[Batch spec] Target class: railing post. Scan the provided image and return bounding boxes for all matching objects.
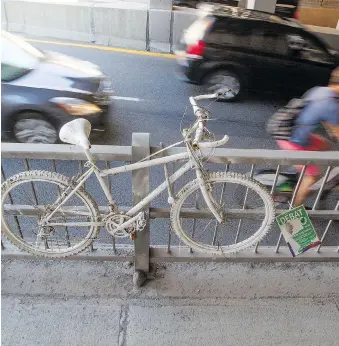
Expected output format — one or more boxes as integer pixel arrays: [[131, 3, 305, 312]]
[[132, 133, 151, 287]]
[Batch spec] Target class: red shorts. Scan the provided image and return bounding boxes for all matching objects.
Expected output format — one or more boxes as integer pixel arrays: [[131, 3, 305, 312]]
[[277, 134, 329, 176]]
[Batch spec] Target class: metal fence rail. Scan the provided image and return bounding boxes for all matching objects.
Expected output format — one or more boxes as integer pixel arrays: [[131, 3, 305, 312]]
[[1, 138, 339, 284]]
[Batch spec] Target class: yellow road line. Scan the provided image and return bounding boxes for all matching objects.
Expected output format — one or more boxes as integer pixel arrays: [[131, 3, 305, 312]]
[[26, 38, 176, 59]]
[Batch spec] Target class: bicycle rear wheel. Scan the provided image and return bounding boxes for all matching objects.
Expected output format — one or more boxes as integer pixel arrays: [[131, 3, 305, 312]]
[[1, 170, 100, 258], [170, 172, 275, 255]]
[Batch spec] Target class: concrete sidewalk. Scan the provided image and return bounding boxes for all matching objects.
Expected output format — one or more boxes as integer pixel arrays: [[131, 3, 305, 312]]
[[2, 259, 339, 346], [2, 296, 339, 346]]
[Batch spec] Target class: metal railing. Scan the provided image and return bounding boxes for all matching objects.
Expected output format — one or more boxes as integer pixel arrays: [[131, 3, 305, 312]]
[[1, 137, 339, 283]]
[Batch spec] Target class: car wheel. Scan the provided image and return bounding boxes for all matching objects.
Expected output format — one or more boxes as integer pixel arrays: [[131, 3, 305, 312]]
[[13, 113, 58, 144], [205, 70, 242, 101]]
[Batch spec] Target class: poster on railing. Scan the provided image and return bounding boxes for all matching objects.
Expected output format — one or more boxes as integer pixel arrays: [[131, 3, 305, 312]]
[[276, 205, 321, 257]]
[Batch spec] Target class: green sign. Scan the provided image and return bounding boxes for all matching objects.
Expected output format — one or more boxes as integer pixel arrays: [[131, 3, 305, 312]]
[[276, 205, 321, 257]]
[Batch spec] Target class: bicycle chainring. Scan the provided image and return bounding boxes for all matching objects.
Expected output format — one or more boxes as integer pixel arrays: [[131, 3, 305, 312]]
[[104, 213, 134, 238]]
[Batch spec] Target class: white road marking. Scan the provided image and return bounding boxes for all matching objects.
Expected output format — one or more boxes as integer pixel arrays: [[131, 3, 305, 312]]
[[111, 96, 143, 102]]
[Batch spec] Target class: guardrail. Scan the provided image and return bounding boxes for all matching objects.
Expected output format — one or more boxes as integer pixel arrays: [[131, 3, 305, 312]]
[[1, 138, 339, 286]]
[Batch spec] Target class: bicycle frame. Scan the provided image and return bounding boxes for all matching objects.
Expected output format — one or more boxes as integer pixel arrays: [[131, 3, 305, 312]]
[[44, 146, 223, 227]]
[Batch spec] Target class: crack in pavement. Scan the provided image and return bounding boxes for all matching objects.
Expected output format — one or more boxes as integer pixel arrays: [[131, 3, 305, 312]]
[[117, 304, 129, 346]]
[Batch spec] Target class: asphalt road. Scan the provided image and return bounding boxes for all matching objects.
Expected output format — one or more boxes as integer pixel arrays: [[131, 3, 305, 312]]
[[30, 40, 285, 149]]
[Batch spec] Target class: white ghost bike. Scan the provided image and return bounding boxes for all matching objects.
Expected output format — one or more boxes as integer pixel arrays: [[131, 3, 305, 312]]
[[1, 93, 275, 258]]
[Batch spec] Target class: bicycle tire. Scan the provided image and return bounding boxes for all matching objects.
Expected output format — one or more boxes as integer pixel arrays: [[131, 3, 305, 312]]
[[1, 170, 100, 258], [170, 172, 275, 255]]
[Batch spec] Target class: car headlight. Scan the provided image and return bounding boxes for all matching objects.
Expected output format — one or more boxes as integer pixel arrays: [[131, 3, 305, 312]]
[[50, 97, 102, 116]]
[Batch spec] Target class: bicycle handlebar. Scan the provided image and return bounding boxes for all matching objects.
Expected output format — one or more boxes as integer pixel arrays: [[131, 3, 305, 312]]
[[188, 91, 231, 149], [189, 93, 219, 114], [200, 135, 229, 148]]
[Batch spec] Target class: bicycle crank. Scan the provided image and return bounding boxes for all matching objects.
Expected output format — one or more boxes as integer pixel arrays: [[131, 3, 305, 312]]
[[104, 212, 147, 239]]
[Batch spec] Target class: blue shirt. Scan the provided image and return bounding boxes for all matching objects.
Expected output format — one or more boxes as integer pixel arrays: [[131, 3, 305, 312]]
[[290, 87, 339, 147]]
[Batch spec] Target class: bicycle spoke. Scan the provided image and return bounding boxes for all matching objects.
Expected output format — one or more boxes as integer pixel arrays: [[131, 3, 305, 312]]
[[212, 223, 220, 246]]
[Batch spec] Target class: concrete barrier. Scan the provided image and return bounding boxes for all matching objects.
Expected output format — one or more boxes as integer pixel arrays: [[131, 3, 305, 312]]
[[93, 3, 148, 50], [3, 0, 148, 50], [5, 1, 92, 42], [149, 9, 172, 52], [172, 10, 197, 50], [150, 0, 172, 10]]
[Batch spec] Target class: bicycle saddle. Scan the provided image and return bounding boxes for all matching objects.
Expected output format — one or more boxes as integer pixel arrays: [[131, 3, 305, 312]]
[[59, 119, 91, 149]]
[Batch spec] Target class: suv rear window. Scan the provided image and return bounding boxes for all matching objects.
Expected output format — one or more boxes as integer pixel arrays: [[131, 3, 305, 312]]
[[208, 18, 288, 56]]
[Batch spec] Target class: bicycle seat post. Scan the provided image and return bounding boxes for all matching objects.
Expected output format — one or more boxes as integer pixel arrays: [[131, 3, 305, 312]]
[[84, 148, 95, 164]]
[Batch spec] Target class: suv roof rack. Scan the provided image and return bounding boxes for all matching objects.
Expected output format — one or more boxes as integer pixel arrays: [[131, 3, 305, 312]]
[[197, 3, 302, 27]]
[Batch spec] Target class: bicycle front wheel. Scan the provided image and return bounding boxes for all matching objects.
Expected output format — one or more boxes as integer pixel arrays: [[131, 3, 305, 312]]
[[170, 172, 275, 255], [1, 170, 100, 258]]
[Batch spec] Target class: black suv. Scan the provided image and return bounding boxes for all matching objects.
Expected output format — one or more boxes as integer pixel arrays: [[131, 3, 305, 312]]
[[175, 6, 339, 101]]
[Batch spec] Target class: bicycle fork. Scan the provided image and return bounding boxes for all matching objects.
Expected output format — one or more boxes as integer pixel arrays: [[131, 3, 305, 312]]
[[195, 168, 224, 224]]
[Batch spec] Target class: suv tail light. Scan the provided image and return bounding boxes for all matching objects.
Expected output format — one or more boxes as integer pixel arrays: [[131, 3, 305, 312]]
[[186, 40, 205, 57], [183, 18, 212, 57]]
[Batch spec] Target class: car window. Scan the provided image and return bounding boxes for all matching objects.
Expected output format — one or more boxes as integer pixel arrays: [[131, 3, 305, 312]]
[[208, 18, 262, 50], [286, 33, 332, 64], [1, 32, 44, 82], [208, 19, 288, 56], [261, 23, 289, 56]]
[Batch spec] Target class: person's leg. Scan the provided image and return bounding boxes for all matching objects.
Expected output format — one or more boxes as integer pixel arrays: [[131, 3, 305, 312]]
[[293, 135, 332, 206], [294, 135, 332, 206], [276, 135, 330, 206], [294, 174, 320, 206]]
